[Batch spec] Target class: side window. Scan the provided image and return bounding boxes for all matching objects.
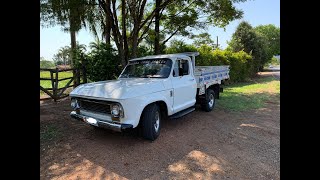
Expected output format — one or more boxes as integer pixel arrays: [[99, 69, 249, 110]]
[[173, 59, 189, 77], [180, 60, 189, 75]]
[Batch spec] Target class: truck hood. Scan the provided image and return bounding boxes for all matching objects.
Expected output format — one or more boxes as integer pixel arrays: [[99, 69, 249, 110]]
[[70, 78, 166, 100]]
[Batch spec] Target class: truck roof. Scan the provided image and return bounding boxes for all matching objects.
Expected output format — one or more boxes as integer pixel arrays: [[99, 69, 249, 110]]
[[129, 52, 199, 61]]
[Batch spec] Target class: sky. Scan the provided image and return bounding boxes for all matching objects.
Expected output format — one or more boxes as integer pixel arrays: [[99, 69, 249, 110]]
[[40, 0, 280, 60]]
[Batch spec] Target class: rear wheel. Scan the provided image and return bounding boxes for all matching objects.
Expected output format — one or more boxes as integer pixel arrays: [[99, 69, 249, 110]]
[[201, 89, 215, 112], [141, 104, 161, 140]]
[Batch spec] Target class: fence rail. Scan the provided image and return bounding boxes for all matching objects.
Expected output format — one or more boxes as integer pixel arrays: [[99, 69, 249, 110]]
[[40, 67, 87, 101]]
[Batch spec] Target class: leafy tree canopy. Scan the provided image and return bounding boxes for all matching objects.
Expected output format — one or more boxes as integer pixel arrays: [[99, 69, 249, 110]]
[[228, 21, 271, 71], [254, 24, 280, 55]]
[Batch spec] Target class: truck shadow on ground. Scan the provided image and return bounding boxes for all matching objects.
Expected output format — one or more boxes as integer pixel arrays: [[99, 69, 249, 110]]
[[40, 90, 280, 179]]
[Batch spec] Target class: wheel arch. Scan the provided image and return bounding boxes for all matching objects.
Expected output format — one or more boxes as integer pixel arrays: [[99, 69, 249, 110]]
[[207, 84, 220, 99], [137, 100, 168, 128]]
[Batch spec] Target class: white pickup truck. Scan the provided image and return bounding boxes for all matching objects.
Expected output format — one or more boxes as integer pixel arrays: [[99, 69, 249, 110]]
[[70, 52, 229, 140]]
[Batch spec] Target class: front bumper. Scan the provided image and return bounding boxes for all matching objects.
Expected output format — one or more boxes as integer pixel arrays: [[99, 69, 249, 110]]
[[70, 111, 133, 132]]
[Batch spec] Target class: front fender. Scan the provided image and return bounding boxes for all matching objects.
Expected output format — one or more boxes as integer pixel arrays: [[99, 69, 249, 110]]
[[120, 90, 173, 128]]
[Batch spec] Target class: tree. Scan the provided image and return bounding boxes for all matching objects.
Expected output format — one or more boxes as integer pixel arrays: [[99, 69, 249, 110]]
[[58, 46, 71, 65], [40, 57, 55, 68], [140, 29, 165, 53], [96, 0, 249, 62], [40, 57, 46, 61], [97, 0, 129, 65], [165, 39, 197, 54], [254, 24, 280, 56], [53, 55, 63, 65], [96, 0, 172, 63], [41, 0, 100, 66], [228, 21, 270, 73], [52, 44, 87, 66], [42, 0, 248, 67], [86, 41, 121, 81], [103, 0, 112, 45], [154, 0, 162, 54], [158, 0, 247, 49], [191, 33, 214, 47]]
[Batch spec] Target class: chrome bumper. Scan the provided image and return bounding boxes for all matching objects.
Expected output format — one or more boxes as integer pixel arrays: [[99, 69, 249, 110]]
[[70, 111, 133, 132]]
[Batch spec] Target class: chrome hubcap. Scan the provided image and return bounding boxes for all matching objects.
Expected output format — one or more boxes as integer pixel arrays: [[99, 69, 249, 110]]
[[208, 94, 214, 107], [154, 111, 160, 132]]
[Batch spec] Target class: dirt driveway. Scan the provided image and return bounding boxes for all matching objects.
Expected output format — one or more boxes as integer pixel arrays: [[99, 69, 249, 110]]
[[40, 75, 280, 180]]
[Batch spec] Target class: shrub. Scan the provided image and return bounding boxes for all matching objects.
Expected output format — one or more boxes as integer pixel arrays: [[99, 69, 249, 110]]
[[40, 60, 55, 69], [137, 45, 153, 57], [228, 21, 271, 73], [165, 39, 197, 54], [196, 45, 215, 65], [270, 56, 280, 65], [196, 48, 253, 82], [226, 50, 253, 82], [85, 42, 122, 81], [164, 40, 254, 82]]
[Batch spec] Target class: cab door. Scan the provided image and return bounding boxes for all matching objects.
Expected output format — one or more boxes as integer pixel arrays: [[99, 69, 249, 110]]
[[171, 58, 197, 113]]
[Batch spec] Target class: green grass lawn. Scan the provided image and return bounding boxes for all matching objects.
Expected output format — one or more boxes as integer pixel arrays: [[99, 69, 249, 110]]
[[217, 76, 280, 111], [40, 71, 74, 89], [40, 71, 86, 95]]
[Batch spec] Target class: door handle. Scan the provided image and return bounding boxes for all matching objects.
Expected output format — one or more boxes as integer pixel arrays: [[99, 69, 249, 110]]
[[189, 78, 194, 81]]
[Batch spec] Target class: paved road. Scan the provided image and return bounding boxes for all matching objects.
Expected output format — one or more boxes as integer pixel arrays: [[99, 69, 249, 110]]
[[265, 65, 280, 72], [260, 71, 280, 80]]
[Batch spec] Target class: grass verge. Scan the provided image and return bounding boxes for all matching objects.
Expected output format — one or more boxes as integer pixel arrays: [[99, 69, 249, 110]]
[[218, 76, 280, 111]]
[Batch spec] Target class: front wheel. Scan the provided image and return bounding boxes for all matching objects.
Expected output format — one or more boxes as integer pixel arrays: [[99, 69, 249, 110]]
[[201, 89, 216, 112], [141, 104, 161, 140]]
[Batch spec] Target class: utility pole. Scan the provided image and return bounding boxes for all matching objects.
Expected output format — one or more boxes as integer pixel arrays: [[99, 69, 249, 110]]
[[213, 36, 219, 49], [216, 36, 219, 49]]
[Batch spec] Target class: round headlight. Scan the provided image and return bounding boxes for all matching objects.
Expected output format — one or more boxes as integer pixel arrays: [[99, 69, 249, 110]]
[[71, 99, 78, 109], [111, 105, 120, 116]]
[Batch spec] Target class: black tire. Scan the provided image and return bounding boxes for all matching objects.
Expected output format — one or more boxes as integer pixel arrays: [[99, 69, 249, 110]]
[[141, 103, 161, 140], [201, 89, 215, 112]]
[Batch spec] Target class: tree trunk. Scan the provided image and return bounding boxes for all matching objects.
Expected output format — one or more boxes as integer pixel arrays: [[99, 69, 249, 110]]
[[122, 0, 128, 63], [105, 0, 111, 45], [131, 28, 138, 58], [70, 30, 77, 87], [129, 0, 147, 59], [118, 45, 125, 67], [154, 0, 161, 55], [70, 30, 77, 67], [98, 0, 125, 66]]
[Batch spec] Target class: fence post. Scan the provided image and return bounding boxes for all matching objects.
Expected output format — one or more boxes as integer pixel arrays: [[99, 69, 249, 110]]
[[54, 68, 59, 102], [50, 70, 54, 96]]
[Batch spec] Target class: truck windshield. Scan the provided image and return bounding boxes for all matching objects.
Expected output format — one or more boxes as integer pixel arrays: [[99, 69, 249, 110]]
[[119, 59, 172, 78]]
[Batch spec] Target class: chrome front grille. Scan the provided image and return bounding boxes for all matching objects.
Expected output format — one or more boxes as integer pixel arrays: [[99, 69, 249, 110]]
[[77, 98, 111, 115]]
